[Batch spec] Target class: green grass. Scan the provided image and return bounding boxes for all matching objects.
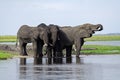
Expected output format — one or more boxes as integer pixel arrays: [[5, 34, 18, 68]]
[[85, 35, 120, 41], [81, 45, 120, 54], [0, 51, 13, 60], [0, 35, 16, 42], [0, 35, 120, 42]]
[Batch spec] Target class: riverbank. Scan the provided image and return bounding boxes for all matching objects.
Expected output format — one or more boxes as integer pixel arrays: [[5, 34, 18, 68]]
[[0, 51, 14, 60], [0, 44, 120, 60], [0, 35, 120, 42]]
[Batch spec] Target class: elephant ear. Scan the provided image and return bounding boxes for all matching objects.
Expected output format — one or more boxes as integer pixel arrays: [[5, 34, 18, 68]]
[[31, 28, 39, 39], [57, 30, 60, 40], [38, 31, 44, 39]]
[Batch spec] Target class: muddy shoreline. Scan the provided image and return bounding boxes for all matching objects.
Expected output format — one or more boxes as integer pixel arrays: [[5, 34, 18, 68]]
[[0, 44, 33, 55], [0, 44, 97, 57]]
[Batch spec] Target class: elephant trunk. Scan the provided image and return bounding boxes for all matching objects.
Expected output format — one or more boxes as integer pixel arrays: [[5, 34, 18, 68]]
[[52, 32, 58, 46], [43, 32, 49, 47], [96, 24, 103, 31]]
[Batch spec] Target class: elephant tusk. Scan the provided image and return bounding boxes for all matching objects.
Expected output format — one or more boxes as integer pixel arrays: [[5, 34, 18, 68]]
[[43, 43, 48, 47], [73, 45, 77, 51], [49, 43, 53, 47]]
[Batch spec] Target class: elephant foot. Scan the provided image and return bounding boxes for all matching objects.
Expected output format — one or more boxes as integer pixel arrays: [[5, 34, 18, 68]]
[[54, 52, 63, 58], [20, 53, 28, 56], [34, 53, 43, 58], [76, 55, 79, 57], [66, 54, 72, 58], [39, 53, 43, 57], [24, 53, 28, 56], [76, 52, 80, 57]]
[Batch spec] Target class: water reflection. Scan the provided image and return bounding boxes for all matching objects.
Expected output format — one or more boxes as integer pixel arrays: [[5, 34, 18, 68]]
[[66, 57, 72, 63], [20, 58, 26, 65], [34, 57, 42, 65], [19, 57, 82, 65], [19, 57, 83, 80], [1, 55, 120, 80], [19, 55, 120, 80]]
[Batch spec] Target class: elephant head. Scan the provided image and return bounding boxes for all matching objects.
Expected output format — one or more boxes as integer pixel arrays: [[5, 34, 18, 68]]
[[79, 23, 103, 33], [78, 29, 93, 38], [37, 23, 50, 46], [48, 24, 60, 46]]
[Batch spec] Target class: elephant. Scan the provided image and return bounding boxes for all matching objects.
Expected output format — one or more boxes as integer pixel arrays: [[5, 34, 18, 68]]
[[16, 23, 50, 57], [45, 24, 60, 58], [54, 23, 103, 57]]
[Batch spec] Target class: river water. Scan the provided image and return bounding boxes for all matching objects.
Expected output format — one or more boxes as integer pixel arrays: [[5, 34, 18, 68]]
[[0, 41, 120, 80], [0, 55, 120, 80], [85, 41, 120, 46]]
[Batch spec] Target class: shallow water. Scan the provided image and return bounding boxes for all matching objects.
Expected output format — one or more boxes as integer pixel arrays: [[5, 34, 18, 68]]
[[85, 41, 120, 46], [0, 55, 120, 80]]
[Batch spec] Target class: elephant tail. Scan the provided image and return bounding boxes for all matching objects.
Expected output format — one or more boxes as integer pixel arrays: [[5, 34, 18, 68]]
[[15, 36, 18, 48]]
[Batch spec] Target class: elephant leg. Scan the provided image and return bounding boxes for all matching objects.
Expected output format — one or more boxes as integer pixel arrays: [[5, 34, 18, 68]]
[[33, 41, 38, 57], [81, 38, 85, 47], [19, 43, 24, 55], [75, 38, 84, 57], [47, 46, 52, 58], [66, 46, 72, 57], [23, 43, 28, 55], [53, 46, 63, 58], [75, 44, 81, 57], [19, 39, 25, 56], [37, 41, 44, 57], [53, 48, 56, 57], [54, 40, 63, 58]]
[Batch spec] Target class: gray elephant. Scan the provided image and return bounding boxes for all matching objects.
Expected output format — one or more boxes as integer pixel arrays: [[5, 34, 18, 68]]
[[45, 24, 60, 58], [55, 23, 103, 57], [16, 23, 50, 57]]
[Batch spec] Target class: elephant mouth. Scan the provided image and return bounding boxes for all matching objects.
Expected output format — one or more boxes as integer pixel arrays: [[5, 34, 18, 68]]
[[92, 31, 95, 34], [89, 34, 92, 37]]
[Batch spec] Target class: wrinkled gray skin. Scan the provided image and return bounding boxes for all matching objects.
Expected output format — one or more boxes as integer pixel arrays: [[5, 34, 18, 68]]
[[58, 23, 103, 57], [16, 23, 50, 57], [46, 24, 60, 58], [48, 24, 60, 46]]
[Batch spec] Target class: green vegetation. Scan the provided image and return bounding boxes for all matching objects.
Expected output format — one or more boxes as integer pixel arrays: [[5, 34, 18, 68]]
[[0, 35, 120, 42], [0, 35, 120, 59], [85, 35, 120, 41], [0, 45, 120, 60], [81, 45, 120, 54], [0, 35, 16, 42], [0, 51, 14, 60]]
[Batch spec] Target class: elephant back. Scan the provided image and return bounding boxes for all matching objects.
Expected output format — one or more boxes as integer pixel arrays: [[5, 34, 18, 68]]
[[17, 25, 33, 38], [37, 23, 50, 33]]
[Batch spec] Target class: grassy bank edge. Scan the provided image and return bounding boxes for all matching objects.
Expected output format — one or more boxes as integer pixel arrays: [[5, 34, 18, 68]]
[[0, 45, 120, 60], [0, 50, 17, 60], [81, 45, 120, 55]]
